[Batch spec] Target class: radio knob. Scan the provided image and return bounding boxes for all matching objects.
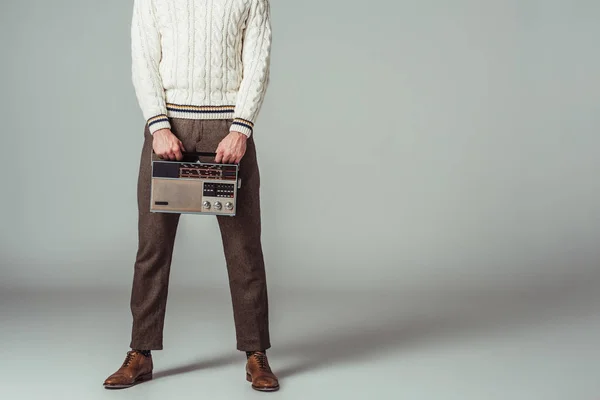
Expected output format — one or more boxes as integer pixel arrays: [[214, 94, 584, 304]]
[[225, 202, 234, 210], [203, 201, 211, 209], [214, 201, 222, 210]]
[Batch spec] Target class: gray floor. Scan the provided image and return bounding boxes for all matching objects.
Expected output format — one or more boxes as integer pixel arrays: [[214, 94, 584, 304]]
[[1, 280, 600, 400]]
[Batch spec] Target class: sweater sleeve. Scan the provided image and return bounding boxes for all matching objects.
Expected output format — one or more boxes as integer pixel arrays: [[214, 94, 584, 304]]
[[131, 0, 170, 134], [230, 0, 272, 137]]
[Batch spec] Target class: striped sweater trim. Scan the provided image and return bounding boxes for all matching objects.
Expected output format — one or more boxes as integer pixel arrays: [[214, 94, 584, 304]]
[[166, 103, 236, 119], [166, 103, 236, 113], [231, 118, 254, 131], [160, 104, 256, 134], [148, 114, 170, 127]]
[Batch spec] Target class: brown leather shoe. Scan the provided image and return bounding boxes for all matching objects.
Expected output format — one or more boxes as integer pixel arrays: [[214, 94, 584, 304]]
[[103, 350, 153, 389], [245, 351, 280, 392]]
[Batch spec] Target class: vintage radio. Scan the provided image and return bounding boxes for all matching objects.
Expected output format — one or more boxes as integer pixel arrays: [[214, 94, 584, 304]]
[[150, 152, 240, 216]]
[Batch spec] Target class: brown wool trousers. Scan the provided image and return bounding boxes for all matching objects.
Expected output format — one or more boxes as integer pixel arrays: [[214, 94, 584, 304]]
[[129, 118, 270, 352]]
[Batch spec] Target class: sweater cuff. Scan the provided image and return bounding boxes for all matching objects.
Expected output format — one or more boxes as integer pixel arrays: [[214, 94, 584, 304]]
[[147, 115, 171, 135], [229, 118, 254, 137]]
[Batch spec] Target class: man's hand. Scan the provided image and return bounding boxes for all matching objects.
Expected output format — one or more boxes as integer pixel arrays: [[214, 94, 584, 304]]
[[215, 131, 247, 164], [153, 128, 185, 160]]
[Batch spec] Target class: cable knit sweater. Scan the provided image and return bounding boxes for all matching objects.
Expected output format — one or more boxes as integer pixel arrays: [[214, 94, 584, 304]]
[[131, 0, 271, 137]]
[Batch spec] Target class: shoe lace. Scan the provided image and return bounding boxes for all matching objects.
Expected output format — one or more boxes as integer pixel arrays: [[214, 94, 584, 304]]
[[253, 352, 268, 370], [122, 351, 137, 367]]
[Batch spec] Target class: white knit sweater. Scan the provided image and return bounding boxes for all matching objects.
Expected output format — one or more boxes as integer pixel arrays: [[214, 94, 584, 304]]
[[131, 0, 271, 137]]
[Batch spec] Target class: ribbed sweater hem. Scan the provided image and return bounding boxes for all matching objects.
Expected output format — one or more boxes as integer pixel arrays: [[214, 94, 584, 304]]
[[166, 103, 236, 120], [147, 115, 171, 134], [164, 103, 255, 137]]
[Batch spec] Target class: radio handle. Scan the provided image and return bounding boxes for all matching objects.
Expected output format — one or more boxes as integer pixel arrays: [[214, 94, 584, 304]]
[[181, 151, 217, 158]]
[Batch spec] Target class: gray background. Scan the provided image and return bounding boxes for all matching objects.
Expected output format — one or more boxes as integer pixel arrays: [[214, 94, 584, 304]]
[[1, 0, 600, 399]]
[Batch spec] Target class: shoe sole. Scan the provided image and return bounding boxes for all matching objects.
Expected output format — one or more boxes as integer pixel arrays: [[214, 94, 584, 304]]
[[103, 372, 153, 389], [246, 373, 280, 392]]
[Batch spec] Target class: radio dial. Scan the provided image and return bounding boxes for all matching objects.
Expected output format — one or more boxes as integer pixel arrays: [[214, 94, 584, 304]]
[[203, 201, 211, 209], [214, 201, 222, 210], [225, 202, 234, 210]]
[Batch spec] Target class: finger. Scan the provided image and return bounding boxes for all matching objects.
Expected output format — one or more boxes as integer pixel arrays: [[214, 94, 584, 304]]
[[228, 151, 237, 164], [173, 147, 183, 160], [172, 144, 182, 156], [214, 150, 223, 163], [234, 152, 242, 164], [178, 140, 186, 152]]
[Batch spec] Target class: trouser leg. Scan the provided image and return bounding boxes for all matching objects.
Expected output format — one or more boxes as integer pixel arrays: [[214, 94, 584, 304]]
[[129, 120, 198, 350], [201, 120, 271, 351]]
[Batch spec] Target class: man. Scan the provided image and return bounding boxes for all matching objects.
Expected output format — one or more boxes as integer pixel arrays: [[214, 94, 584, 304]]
[[103, 0, 278, 392]]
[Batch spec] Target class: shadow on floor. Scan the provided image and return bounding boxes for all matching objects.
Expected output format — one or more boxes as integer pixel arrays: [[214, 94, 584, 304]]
[[146, 267, 600, 381], [274, 270, 600, 379], [153, 353, 240, 380]]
